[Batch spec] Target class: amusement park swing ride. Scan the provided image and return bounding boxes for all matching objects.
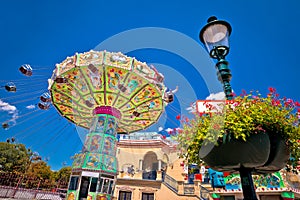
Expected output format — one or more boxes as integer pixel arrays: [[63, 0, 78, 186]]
[[1, 50, 178, 200]]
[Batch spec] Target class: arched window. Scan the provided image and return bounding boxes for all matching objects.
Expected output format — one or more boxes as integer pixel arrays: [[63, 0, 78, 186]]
[[142, 152, 158, 180]]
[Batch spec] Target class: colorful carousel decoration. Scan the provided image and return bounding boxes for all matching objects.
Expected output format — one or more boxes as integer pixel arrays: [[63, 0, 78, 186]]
[[48, 50, 171, 200]]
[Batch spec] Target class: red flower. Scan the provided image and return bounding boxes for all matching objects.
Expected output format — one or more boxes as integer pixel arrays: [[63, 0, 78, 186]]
[[176, 115, 181, 120], [295, 101, 300, 107], [268, 87, 276, 93], [227, 100, 234, 104], [283, 97, 287, 101], [271, 99, 280, 106]]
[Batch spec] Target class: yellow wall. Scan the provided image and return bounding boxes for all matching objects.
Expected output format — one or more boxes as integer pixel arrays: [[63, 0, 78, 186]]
[[114, 137, 201, 200]]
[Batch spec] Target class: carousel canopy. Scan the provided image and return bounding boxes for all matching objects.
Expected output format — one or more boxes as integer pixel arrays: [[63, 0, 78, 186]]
[[49, 50, 167, 133]]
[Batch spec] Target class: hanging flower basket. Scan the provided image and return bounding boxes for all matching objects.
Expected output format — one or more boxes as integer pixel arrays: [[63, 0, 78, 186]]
[[176, 88, 300, 173], [199, 132, 289, 173], [255, 134, 290, 173], [199, 132, 270, 172]]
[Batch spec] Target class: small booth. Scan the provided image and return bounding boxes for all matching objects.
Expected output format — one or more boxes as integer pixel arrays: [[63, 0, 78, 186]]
[[67, 170, 115, 200]]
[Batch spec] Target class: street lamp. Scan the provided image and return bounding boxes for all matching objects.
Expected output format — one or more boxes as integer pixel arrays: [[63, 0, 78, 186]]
[[199, 16, 233, 100], [199, 16, 258, 200]]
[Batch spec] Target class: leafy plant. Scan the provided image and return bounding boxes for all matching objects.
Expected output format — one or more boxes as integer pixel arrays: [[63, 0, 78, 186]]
[[0, 142, 31, 173], [176, 88, 300, 171]]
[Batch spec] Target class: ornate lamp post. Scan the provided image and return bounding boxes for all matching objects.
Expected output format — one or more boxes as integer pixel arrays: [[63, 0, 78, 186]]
[[199, 16, 233, 100], [199, 16, 258, 200]]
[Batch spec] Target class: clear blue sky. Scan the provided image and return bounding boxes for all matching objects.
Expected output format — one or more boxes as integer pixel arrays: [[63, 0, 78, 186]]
[[0, 0, 299, 170]]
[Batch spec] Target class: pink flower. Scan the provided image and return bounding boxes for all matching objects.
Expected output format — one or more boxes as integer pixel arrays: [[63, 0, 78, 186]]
[[177, 129, 183, 134], [241, 89, 247, 96], [256, 125, 266, 132], [230, 92, 236, 97], [213, 124, 220, 130], [286, 98, 294, 104], [285, 98, 294, 107]]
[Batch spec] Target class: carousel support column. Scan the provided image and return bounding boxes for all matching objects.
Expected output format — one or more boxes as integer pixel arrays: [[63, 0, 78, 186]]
[[86, 106, 121, 199], [239, 167, 258, 200]]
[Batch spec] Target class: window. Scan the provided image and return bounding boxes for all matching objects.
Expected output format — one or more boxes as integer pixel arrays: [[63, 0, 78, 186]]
[[142, 193, 154, 200], [90, 177, 98, 192], [68, 176, 79, 190], [118, 191, 132, 200], [101, 179, 110, 193], [108, 180, 114, 194], [97, 175, 115, 195]]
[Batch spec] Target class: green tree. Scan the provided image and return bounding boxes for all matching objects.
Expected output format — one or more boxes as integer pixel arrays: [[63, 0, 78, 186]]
[[55, 166, 71, 182], [0, 142, 31, 173], [27, 160, 53, 179]]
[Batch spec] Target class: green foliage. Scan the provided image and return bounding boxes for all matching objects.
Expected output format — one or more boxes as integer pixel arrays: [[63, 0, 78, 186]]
[[27, 161, 53, 179], [176, 88, 300, 171], [0, 140, 71, 181], [0, 140, 71, 189], [54, 166, 72, 182], [0, 142, 31, 173]]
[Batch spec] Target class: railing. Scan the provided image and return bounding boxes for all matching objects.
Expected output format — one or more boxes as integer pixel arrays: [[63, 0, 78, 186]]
[[120, 133, 162, 140], [163, 174, 178, 192], [163, 174, 213, 199], [0, 172, 68, 190], [0, 185, 66, 200], [142, 171, 157, 180], [0, 171, 68, 199], [119, 133, 174, 145], [200, 185, 210, 200], [183, 183, 195, 195]]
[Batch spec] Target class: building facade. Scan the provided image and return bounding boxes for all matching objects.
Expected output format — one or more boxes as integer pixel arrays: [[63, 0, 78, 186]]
[[114, 132, 300, 200]]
